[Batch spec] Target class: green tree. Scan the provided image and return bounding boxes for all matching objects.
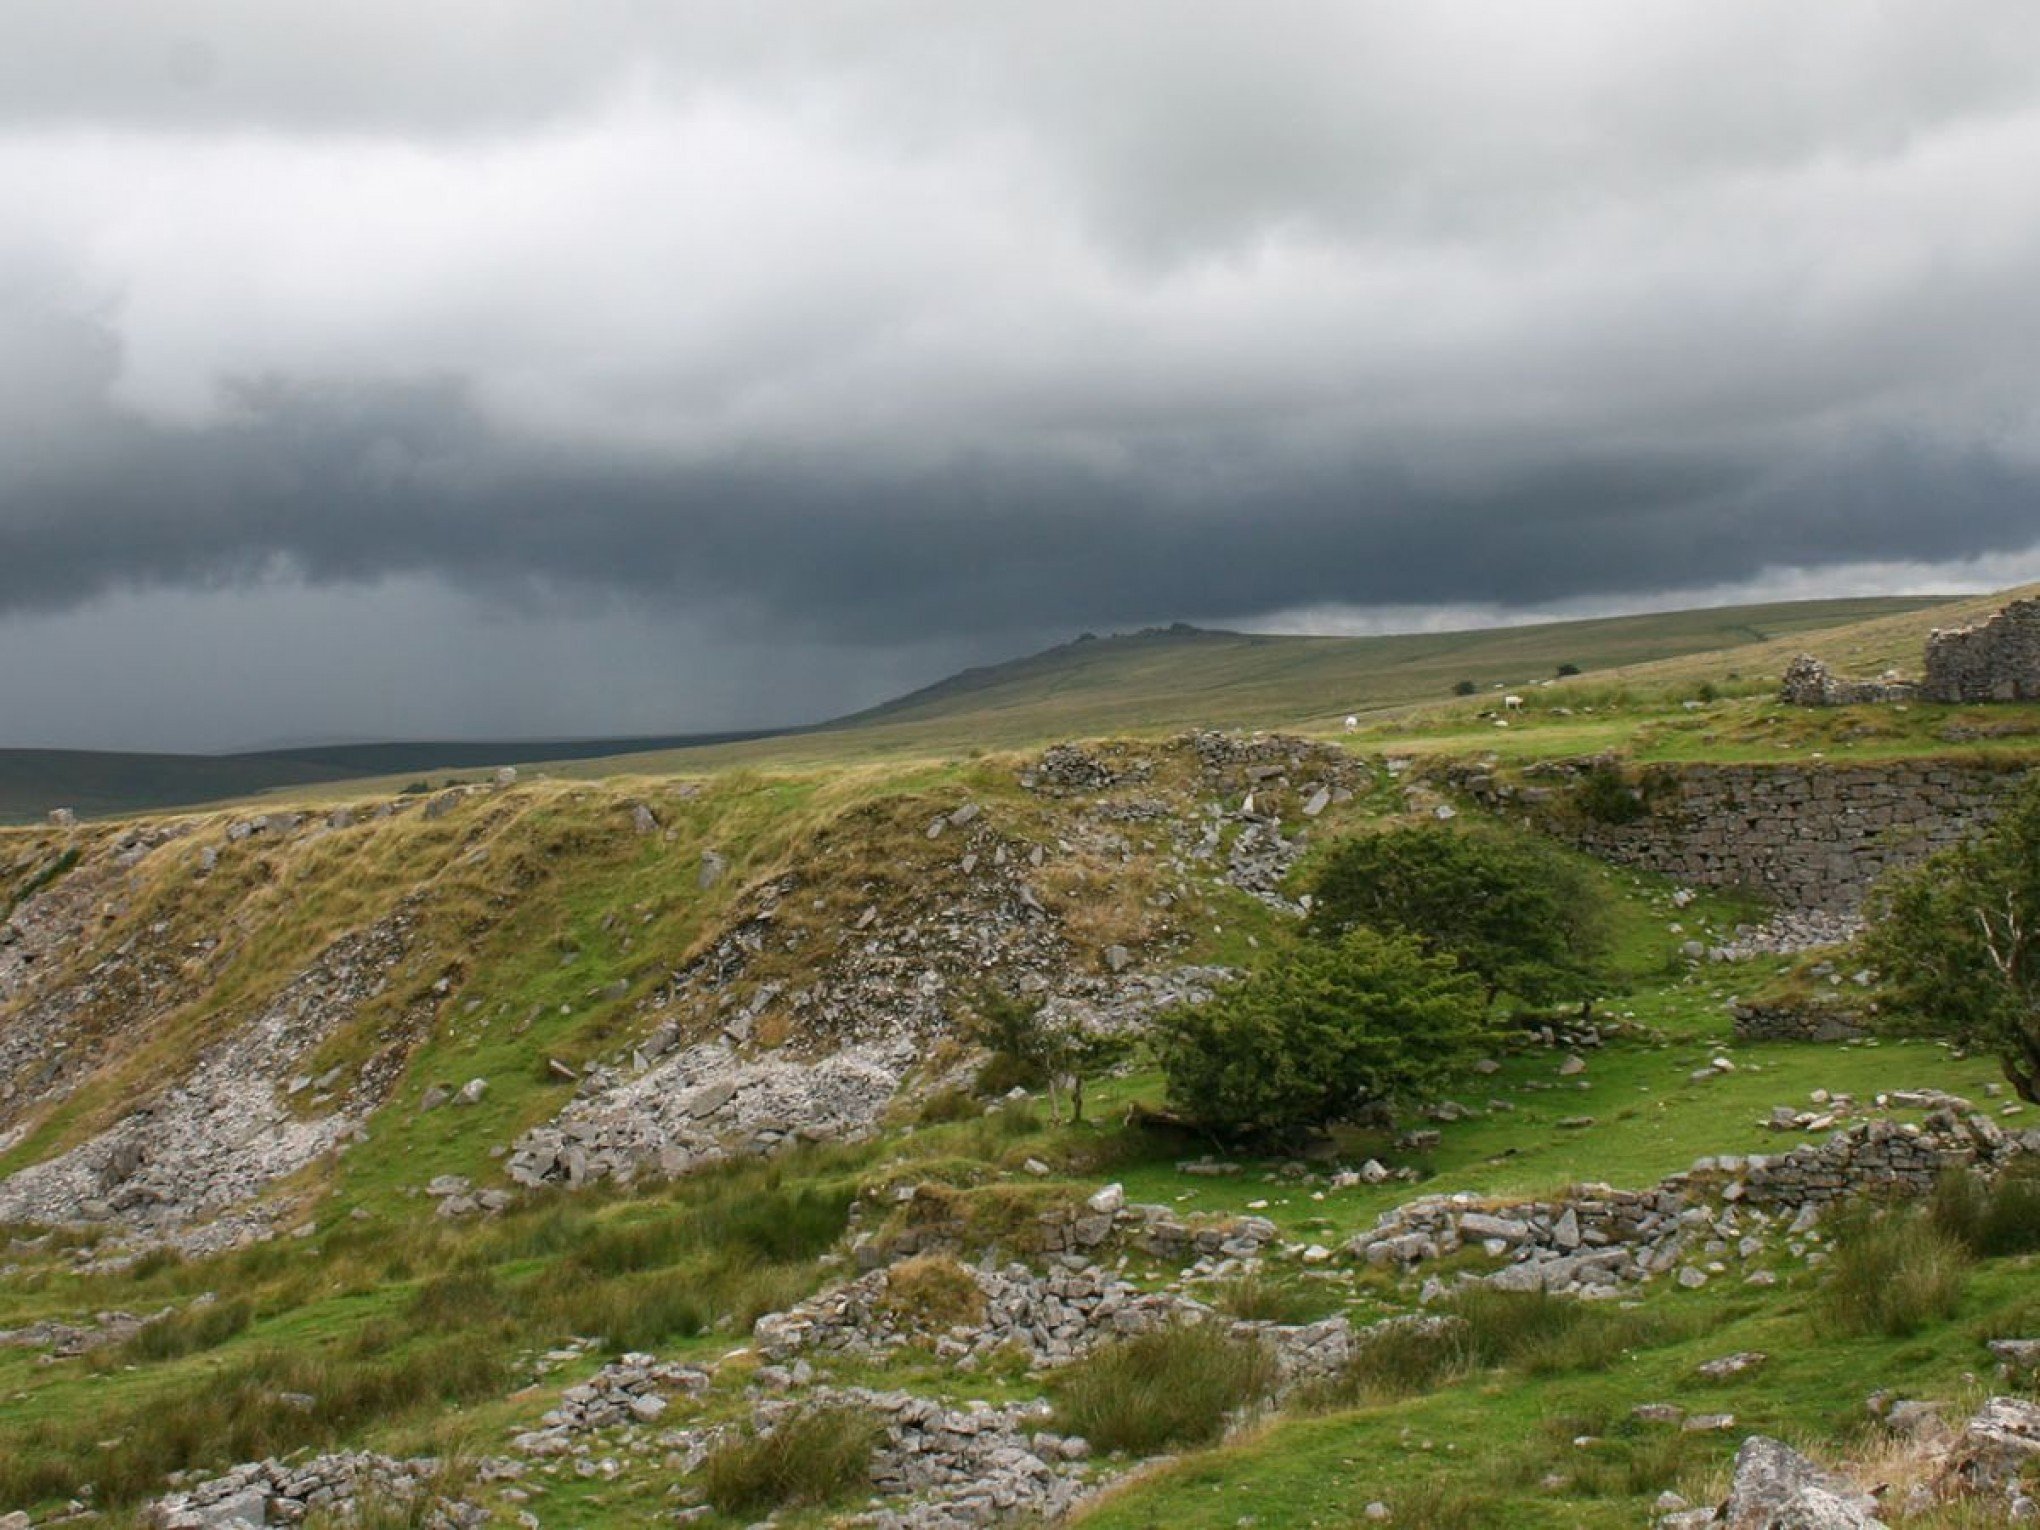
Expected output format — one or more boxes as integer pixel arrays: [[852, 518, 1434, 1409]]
[[1150, 928, 1489, 1142], [1304, 824, 1609, 1008], [964, 986, 1128, 1123], [1863, 780, 2040, 1103]]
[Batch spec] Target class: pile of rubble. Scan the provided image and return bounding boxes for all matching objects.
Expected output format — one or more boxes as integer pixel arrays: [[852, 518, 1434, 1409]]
[[0, 908, 425, 1240], [757, 1258, 1206, 1368], [763, 1387, 1098, 1529], [1707, 909, 1864, 962], [1, 827, 199, 1125], [509, 1353, 709, 1456], [1020, 743, 1152, 795], [874, 1183, 1277, 1271], [145, 1452, 495, 1530], [755, 1248, 1354, 1388], [505, 1037, 908, 1189]]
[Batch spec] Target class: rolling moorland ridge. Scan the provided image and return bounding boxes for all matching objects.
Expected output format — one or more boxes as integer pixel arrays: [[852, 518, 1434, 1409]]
[[2, 588, 2040, 1528], [0, 595, 1947, 825]]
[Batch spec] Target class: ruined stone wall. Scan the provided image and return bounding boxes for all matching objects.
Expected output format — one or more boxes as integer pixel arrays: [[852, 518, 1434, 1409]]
[[1779, 654, 1918, 707], [1345, 1111, 2033, 1294], [1924, 598, 2040, 702], [1730, 1001, 1869, 1044], [1457, 759, 2027, 912]]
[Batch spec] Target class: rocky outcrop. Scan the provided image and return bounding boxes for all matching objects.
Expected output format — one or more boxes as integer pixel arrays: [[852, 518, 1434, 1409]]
[[507, 1039, 908, 1187], [0, 908, 425, 1247], [0, 825, 198, 1127], [1936, 1395, 2040, 1498], [1661, 1398, 2040, 1527], [1662, 1434, 1886, 1528]]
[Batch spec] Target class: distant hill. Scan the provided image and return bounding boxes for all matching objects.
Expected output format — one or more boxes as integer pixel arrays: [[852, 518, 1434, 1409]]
[[834, 598, 1952, 736], [536, 593, 1962, 781], [0, 730, 776, 825], [0, 593, 1968, 822]]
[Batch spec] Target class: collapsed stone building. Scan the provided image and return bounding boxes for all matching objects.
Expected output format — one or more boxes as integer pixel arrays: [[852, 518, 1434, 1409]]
[[1922, 597, 2040, 702], [1781, 596, 2040, 706], [1777, 654, 1916, 707]]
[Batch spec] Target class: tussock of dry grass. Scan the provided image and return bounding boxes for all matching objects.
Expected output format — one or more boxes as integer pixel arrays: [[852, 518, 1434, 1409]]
[[700, 1406, 880, 1516], [1052, 1324, 1277, 1454]]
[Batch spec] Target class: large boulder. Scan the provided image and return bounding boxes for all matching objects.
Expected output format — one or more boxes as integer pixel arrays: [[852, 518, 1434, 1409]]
[[1937, 1395, 2040, 1495], [1714, 1436, 1885, 1528]]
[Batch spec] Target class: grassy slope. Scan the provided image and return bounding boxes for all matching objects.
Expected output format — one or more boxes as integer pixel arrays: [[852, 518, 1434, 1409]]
[[547, 595, 1952, 779]]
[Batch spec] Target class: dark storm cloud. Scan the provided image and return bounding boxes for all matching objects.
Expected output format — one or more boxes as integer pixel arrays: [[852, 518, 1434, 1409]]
[[6, 371, 2037, 647], [3, 2, 2040, 747]]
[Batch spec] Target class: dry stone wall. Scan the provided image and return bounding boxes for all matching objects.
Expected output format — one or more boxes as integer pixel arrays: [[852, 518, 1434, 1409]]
[[1730, 1000, 1868, 1043], [1925, 598, 2040, 702], [1346, 1109, 2033, 1294], [1459, 759, 2026, 912]]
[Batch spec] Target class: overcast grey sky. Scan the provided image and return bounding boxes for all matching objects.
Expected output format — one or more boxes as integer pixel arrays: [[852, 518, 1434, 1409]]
[[4, 2, 2039, 750]]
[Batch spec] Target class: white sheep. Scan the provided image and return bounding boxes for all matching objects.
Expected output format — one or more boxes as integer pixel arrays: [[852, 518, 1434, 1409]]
[[1343, 714, 1359, 731], [1503, 694, 1524, 711]]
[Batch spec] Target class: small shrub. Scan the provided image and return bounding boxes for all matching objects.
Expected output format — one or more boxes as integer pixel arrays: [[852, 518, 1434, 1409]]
[[914, 1087, 982, 1126], [877, 1255, 987, 1332], [1453, 679, 1478, 696], [988, 1094, 1041, 1137], [407, 1269, 506, 1329], [1151, 927, 1489, 1141], [1303, 1315, 1471, 1406], [1306, 1293, 1708, 1409], [1382, 1478, 1503, 1528], [119, 1296, 254, 1362], [1051, 1324, 1275, 1453], [959, 1097, 1042, 1158], [1556, 663, 1581, 677], [125, 1246, 185, 1283], [975, 1051, 1045, 1096], [700, 1406, 879, 1516], [1928, 1166, 2040, 1258], [683, 1183, 853, 1265], [1817, 1209, 1970, 1338], [1211, 1273, 1341, 1326], [1304, 824, 1612, 1010], [1574, 764, 1649, 825], [530, 1265, 711, 1351]]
